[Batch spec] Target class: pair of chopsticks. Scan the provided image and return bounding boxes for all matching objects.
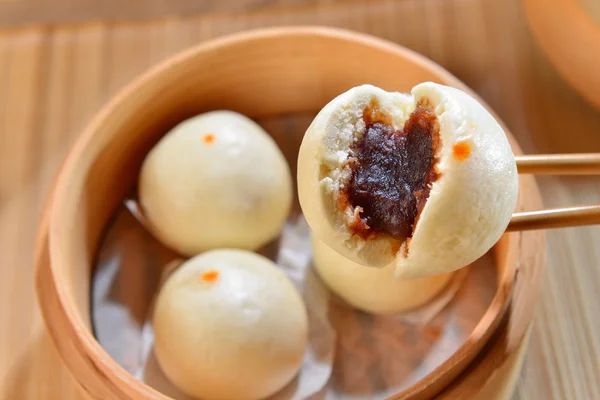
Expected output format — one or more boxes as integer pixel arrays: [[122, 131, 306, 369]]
[[507, 154, 600, 232]]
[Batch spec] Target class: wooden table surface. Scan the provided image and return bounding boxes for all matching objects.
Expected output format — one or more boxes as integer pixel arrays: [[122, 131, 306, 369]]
[[1, 0, 599, 398]]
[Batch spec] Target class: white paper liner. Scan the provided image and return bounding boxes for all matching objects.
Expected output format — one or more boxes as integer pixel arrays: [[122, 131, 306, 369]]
[[93, 208, 492, 400]]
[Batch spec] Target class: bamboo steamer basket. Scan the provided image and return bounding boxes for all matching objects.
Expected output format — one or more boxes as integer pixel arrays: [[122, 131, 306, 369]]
[[35, 27, 545, 399]]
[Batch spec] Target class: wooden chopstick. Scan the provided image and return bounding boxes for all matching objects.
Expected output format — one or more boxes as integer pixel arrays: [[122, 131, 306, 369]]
[[516, 153, 600, 175], [508, 205, 600, 232], [508, 153, 600, 231]]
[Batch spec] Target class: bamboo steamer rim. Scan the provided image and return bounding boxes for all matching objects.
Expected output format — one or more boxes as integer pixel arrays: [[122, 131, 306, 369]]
[[35, 26, 544, 399]]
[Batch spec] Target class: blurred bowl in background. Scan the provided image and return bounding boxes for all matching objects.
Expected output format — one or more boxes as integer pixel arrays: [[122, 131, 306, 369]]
[[523, 0, 600, 109]]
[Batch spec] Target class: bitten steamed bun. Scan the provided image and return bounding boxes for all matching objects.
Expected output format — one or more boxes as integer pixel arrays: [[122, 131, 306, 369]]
[[298, 82, 518, 278], [140, 111, 292, 256], [153, 249, 308, 400], [312, 237, 453, 314]]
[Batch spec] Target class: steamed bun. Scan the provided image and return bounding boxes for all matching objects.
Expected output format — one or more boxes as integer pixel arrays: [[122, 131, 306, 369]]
[[140, 111, 292, 256], [298, 83, 517, 278], [312, 237, 453, 314], [153, 249, 308, 400]]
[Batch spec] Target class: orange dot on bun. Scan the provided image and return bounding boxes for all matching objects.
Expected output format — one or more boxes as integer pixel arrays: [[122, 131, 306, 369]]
[[452, 141, 471, 161], [200, 270, 219, 283], [203, 133, 215, 144]]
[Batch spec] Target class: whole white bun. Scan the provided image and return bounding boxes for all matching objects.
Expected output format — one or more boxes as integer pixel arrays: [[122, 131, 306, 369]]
[[298, 82, 518, 278], [153, 249, 308, 400], [312, 237, 453, 314], [139, 111, 292, 256]]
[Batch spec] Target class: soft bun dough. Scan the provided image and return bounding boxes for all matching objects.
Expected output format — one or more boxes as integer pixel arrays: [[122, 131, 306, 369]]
[[139, 111, 292, 256], [312, 237, 453, 314], [398, 83, 517, 277], [298, 85, 415, 268], [298, 82, 518, 278], [153, 249, 308, 400]]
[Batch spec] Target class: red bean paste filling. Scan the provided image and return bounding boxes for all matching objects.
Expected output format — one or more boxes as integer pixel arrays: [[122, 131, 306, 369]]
[[346, 101, 440, 240]]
